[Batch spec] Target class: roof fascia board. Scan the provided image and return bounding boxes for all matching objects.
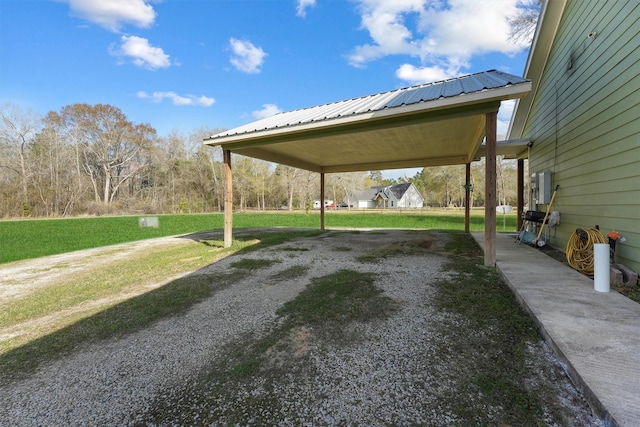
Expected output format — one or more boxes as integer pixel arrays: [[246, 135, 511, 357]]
[[208, 83, 530, 149], [508, 0, 567, 139]]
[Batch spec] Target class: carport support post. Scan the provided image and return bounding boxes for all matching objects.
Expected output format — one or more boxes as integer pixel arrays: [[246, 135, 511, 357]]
[[484, 112, 497, 267], [517, 159, 524, 230], [465, 163, 471, 233], [223, 149, 233, 248], [320, 172, 325, 230]]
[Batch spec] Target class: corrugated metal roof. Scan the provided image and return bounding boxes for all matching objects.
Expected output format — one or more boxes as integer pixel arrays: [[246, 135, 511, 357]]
[[208, 70, 529, 140]]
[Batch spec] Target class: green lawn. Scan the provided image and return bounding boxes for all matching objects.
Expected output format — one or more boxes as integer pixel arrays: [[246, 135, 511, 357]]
[[0, 211, 517, 264]]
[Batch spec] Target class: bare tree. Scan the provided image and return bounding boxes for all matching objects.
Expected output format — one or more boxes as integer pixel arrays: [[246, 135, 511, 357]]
[[297, 170, 318, 210], [48, 104, 156, 205], [508, 0, 542, 45], [29, 127, 79, 216], [415, 165, 470, 208], [0, 104, 40, 214], [191, 127, 226, 211], [327, 172, 367, 208], [275, 164, 303, 210], [496, 156, 518, 206], [1, 103, 525, 217]]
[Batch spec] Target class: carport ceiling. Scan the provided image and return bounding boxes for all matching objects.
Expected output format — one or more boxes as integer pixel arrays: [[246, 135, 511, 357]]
[[205, 70, 531, 173]]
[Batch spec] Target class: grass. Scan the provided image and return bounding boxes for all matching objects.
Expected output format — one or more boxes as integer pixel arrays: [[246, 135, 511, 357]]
[[229, 269, 396, 379], [1, 242, 218, 329], [0, 274, 217, 383], [429, 232, 571, 425], [268, 265, 309, 282], [224, 269, 396, 379], [276, 269, 397, 327], [355, 235, 434, 263], [0, 211, 517, 264], [614, 284, 640, 302], [144, 268, 398, 424], [0, 229, 320, 384]]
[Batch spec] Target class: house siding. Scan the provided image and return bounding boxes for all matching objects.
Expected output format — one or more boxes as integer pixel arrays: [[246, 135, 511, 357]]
[[523, 0, 640, 271], [398, 185, 424, 208], [349, 183, 424, 209]]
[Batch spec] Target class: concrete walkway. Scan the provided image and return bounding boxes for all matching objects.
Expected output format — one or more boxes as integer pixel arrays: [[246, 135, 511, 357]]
[[472, 232, 640, 427]]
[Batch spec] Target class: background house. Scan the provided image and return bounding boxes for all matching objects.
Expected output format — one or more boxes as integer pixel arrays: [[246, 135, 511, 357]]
[[508, 0, 639, 274], [348, 183, 424, 209]]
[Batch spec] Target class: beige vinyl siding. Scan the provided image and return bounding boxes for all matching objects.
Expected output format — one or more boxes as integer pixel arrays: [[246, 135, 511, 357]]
[[523, 0, 640, 272]]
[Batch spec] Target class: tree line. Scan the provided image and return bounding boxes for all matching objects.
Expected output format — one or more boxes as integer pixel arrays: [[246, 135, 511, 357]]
[[0, 103, 519, 218]]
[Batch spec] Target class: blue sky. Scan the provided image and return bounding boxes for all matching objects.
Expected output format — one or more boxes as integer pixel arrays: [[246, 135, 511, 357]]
[[1, 0, 535, 178]]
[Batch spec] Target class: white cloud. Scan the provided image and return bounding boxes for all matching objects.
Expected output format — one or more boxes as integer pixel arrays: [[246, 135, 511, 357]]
[[348, 0, 530, 82], [395, 63, 456, 84], [113, 35, 170, 70], [252, 104, 283, 119], [137, 91, 215, 107], [296, 0, 317, 17], [65, 0, 157, 32], [229, 38, 267, 74], [420, 0, 524, 58], [347, 0, 423, 67]]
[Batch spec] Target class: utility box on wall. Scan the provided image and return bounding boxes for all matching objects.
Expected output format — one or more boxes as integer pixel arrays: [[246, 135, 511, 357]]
[[531, 171, 552, 205], [537, 171, 552, 204]]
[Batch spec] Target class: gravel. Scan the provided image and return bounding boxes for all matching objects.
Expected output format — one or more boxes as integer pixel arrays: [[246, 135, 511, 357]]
[[0, 229, 602, 426]]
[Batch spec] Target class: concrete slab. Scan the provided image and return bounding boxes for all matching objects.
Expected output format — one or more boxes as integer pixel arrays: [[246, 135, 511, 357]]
[[473, 232, 640, 427]]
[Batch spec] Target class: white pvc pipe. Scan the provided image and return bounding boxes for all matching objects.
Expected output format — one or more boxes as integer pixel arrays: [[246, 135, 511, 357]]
[[593, 243, 610, 293]]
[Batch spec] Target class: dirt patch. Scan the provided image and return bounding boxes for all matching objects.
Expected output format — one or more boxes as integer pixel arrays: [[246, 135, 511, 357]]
[[263, 326, 312, 370], [0, 237, 192, 301], [0, 237, 200, 348]]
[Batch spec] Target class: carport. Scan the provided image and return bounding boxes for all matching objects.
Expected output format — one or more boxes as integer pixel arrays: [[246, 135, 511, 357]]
[[204, 70, 531, 266]]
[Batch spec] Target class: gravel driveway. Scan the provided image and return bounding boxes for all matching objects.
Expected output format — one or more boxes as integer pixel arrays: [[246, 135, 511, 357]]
[[0, 229, 601, 426]]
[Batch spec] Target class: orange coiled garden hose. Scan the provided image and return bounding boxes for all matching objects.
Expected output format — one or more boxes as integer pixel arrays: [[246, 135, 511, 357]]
[[565, 228, 607, 277]]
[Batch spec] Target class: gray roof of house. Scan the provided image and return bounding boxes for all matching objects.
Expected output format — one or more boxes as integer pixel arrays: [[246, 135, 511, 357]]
[[209, 70, 530, 140], [350, 188, 378, 201], [387, 183, 412, 199], [352, 183, 414, 201]]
